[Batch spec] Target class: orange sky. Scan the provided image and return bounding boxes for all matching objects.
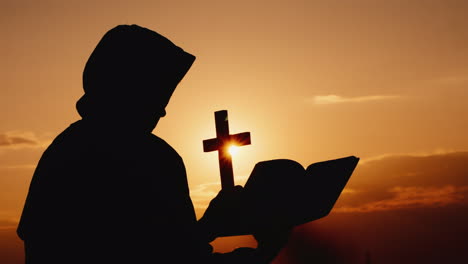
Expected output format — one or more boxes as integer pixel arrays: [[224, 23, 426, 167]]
[[1, 0, 468, 263]]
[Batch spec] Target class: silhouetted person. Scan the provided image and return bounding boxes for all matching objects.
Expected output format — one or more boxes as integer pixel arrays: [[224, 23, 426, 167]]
[[17, 25, 290, 264]]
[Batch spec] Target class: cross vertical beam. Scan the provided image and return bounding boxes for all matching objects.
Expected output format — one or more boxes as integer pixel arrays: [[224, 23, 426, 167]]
[[214, 110, 234, 189], [203, 110, 251, 189]]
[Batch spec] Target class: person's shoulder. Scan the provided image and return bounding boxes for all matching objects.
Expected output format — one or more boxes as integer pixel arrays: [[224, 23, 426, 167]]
[[145, 133, 182, 160], [146, 133, 172, 149], [41, 120, 82, 149]]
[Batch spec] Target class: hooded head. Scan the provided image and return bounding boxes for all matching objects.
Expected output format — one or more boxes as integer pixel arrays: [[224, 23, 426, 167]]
[[76, 24, 195, 132]]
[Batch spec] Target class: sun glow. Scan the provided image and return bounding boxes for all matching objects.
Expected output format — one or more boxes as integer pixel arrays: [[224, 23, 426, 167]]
[[228, 145, 239, 156]]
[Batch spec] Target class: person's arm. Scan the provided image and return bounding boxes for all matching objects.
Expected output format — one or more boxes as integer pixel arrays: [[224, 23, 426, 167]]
[[164, 147, 289, 263], [198, 186, 292, 263]]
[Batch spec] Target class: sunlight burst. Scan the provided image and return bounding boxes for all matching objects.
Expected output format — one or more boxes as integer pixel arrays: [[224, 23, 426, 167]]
[[228, 145, 239, 156]]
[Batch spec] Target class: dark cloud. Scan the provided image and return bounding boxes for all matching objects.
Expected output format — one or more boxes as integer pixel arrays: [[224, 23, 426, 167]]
[[336, 185, 468, 213], [355, 152, 468, 187], [333, 151, 468, 212]]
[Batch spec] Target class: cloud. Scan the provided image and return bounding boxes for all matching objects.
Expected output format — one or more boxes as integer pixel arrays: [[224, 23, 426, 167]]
[[0, 132, 43, 149], [359, 148, 462, 164], [190, 176, 249, 209], [426, 73, 468, 86], [336, 185, 468, 213], [190, 182, 220, 208], [0, 213, 19, 230], [0, 164, 36, 170], [332, 151, 468, 213], [309, 94, 401, 105]]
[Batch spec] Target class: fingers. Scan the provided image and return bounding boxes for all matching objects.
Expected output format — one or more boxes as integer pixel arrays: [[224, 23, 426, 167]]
[[209, 185, 244, 209]]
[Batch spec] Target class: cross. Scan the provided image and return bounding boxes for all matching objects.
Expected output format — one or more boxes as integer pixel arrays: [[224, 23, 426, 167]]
[[203, 110, 251, 190]]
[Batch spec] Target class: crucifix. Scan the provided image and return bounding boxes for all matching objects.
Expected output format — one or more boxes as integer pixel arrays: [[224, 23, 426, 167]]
[[203, 110, 251, 190]]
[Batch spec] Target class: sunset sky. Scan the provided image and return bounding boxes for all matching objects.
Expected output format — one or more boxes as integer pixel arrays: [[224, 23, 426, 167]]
[[1, 0, 468, 263]]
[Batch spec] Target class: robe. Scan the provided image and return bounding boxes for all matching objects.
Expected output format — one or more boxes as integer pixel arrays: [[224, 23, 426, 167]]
[[17, 119, 217, 263]]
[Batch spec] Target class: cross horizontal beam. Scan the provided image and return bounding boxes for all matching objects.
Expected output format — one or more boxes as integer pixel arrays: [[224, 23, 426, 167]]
[[203, 132, 251, 152]]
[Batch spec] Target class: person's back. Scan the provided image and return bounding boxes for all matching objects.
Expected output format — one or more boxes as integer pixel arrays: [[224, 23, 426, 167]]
[[18, 118, 210, 263]]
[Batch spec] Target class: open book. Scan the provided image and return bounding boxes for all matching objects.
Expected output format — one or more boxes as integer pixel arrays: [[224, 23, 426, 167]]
[[219, 156, 359, 236]]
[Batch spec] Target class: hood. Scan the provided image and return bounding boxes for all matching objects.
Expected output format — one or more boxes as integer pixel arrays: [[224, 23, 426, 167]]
[[76, 24, 196, 123]]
